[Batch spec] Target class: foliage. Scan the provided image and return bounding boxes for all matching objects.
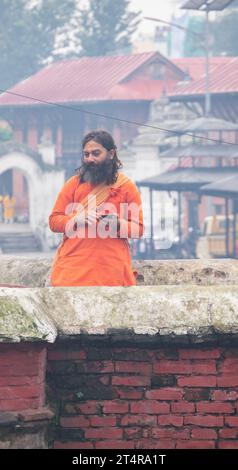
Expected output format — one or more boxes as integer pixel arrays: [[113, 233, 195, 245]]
[[0, 0, 76, 89], [183, 7, 238, 57], [0, 128, 12, 141], [0, 0, 141, 91], [72, 0, 141, 57], [183, 16, 205, 57], [211, 10, 238, 56]]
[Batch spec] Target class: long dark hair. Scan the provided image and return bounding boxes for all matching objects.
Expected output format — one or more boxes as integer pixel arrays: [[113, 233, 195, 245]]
[[77, 129, 123, 184]]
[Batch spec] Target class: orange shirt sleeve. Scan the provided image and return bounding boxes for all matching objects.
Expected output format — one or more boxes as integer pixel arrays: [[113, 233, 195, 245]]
[[119, 180, 144, 239], [49, 176, 78, 233]]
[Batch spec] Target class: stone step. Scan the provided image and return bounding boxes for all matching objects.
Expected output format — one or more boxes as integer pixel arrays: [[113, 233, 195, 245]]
[[0, 232, 42, 253]]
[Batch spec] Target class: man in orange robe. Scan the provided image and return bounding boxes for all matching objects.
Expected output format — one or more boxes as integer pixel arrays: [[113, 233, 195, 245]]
[[49, 130, 144, 286]]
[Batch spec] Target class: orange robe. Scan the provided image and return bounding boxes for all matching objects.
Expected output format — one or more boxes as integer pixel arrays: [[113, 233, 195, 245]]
[[49, 172, 144, 286]]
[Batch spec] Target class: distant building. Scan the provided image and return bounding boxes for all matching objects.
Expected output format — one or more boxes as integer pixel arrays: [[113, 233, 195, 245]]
[[0, 52, 186, 189], [170, 56, 238, 122], [0, 51, 236, 238]]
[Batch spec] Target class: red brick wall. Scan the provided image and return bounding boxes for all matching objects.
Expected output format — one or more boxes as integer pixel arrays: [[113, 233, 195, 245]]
[[47, 343, 238, 450], [0, 343, 47, 412]]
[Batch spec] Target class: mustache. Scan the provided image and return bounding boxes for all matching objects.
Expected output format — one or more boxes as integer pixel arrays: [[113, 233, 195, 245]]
[[79, 159, 114, 183], [83, 159, 113, 171]]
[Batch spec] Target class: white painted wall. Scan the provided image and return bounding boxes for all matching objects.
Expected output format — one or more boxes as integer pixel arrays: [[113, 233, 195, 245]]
[[0, 152, 65, 249]]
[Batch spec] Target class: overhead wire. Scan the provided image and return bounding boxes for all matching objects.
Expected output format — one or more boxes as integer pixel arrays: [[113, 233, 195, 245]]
[[0, 88, 238, 146]]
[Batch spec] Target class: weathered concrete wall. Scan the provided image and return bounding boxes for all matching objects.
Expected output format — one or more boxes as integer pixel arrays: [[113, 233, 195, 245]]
[[1, 258, 238, 449], [1, 256, 238, 287], [1, 284, 238, 341]]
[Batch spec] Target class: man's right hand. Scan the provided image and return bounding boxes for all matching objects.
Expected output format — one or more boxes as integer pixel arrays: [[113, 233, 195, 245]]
[[74, 210, 99, 227]]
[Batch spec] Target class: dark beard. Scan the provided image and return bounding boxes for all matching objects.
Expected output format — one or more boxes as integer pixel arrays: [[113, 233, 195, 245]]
[[79, 160, 114, 185]]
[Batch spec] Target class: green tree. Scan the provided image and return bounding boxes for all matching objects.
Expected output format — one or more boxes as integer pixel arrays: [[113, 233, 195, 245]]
[[73, 0, 140, 56], [0, 0, 76, 90], [183, 16, 205, 57], [211, 10, 238, 56]]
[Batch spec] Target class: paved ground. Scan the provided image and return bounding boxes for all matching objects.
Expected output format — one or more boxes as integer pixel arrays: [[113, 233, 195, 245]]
[[0, 223, 211, 259], [0, 252, 55, 257], [0, 222, 56, 257], [0, 222, 32, 232], [196, 237, 210, 259]]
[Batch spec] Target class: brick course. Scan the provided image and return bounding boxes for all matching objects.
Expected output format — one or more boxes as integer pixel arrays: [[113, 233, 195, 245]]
[[46, 344, 238, 449]]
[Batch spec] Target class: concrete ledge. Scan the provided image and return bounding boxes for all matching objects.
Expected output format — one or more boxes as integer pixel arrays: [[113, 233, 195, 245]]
[[0, 288, 57, 343], [1, 285, 238, 343], [0, 256, 52, 288], [1, 256, 238, 287]]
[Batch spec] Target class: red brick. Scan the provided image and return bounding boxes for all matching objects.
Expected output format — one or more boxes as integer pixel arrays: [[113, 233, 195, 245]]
[[78, 361, 114, 373], [113, 348, 151, 362], [0, 385, 41, 400], [48, 350, 86, 360], [0, 365, 38, 377], [211, 390, 238, 401], [75, 402, 101, 415], [153, 360, 216, 375], [0, 348, 46, 366], [99, 376, 110, 385], [191, 362, 216, 374], [153, 360, 193, 374], [225, 417, 238, 427], [184, 388, 210, 401], [178, 376, 216, 387], [176, 440, 215, 449], [171, 402, 195, 413], [124, 427, 142, 439], [103, 401, 129, 414], [196, 402, 233, 414], [151, 428, 189, 439], [121, 414, 157, 427], [38, 364, 46, 384], [60, 416, 90, 427], [0, 344, 40, 353], [136, 439, 175, 449], [145, 388, 183, 401], [85, 427, 122, 439], [219, 359, 238, 374], [95, 440, 134, 449], [116, 388, 143, 400], [130, 401, 170, 415], [217, 376, 238, 387], [0, 376, 42, 387], [157, 415, 183, 427], [0, 398, 40, 411], [224, 349, 238, 358], [30, 348, 47, 359], [184, 415, 224, 427], [90, 416, 116, 427], [179, 349, 221, 359], [218, 441, 238, 449], [115, 362, 152, 374], [53, 441, 93, 449], [19, 408, 54, 422], [112, 376, 150, 387], [0, 356, 39, 366], [219, 428, 238, 438], [142, 428, 150, 438], [153, 350, 178, 360], [191, 428, 217, 439]]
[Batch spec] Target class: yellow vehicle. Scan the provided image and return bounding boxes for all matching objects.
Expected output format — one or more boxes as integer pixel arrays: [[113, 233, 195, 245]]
[[202, 215, 238, 257]]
